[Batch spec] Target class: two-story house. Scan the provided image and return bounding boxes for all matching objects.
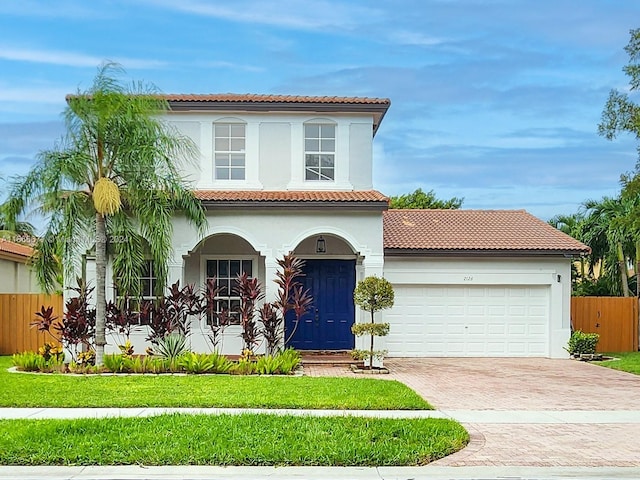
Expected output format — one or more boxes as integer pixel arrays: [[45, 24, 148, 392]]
[[93, 94, 588, 358]]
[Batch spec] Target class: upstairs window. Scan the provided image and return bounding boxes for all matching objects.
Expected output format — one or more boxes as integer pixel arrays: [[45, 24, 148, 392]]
[[214, 123, 245, 180], [304, 123, 335, 181]]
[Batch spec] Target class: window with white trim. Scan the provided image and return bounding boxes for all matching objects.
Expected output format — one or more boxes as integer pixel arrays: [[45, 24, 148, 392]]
[[205, 259, 253, 326], [304, 123, 335, 181], [114, 259, 158, 325], [214, 123, 246, 180]]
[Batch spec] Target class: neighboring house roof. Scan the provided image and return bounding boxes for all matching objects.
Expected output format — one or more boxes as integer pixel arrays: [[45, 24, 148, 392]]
[[162, 94, 391, 135], [0, 238, 34, 262], [195, 190, 389, 211], [383, 209, 590, 256]]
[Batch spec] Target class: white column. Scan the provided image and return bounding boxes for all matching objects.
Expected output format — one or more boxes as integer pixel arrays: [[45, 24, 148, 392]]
[[354, 254, 385, 352]]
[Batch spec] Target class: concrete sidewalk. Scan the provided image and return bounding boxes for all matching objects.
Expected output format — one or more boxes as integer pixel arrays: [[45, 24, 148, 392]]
[[2, 465, 640, 480], [2, 406, 640, 423]]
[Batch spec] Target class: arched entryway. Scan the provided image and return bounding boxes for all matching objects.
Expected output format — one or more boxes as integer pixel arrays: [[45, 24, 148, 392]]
[[286, 234, 357, 351]]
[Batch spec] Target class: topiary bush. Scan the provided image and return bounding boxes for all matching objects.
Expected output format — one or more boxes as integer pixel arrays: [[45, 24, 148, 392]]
[[566, 330, 600, 356]]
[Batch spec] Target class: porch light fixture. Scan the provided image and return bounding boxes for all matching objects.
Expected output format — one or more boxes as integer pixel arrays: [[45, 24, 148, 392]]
[[316, 236, 327, 254]]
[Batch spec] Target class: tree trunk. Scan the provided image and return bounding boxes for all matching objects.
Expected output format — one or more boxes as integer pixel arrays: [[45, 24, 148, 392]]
[[369, 308, 375, 370], [95, 213, 107, 365], [617, 242, 630, 297]]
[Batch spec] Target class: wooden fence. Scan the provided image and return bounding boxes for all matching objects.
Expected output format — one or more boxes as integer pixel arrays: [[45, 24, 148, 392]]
[[571, 297, 639, 352], [0, 294, 63, 355]]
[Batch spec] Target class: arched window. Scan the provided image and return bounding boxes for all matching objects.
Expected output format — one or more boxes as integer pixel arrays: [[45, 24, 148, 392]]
[[304, 123, 335, 181], [214, 122, 246, 180]]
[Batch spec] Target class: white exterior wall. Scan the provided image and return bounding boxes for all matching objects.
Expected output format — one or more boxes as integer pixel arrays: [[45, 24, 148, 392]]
[[0, 257, 39, 293], [382, 256, 572, 358], [167, 112, 374, 191], [102, 208, 384, 355]]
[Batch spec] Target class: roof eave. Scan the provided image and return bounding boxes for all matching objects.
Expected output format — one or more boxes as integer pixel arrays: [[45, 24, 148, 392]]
[[201, 200, 389, 211], [167, 100, 390, 136], [0, 250, 32, 263], [383, 248, 590, 257]]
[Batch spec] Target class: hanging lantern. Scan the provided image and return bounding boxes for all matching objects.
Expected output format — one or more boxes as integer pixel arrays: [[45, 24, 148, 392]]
[[93, 177, 121, 215]]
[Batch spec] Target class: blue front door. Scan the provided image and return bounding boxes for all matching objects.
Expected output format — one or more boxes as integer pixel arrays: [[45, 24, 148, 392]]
[[286, 259, 356, 350]]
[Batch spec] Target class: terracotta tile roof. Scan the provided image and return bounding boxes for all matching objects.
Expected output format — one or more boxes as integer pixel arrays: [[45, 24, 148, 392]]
[[162, 93, 390, 135], [0, 238, 34, 259], [194, 190, 389, 205], [383, 209, 590, 255], [161, 93, 390, 106]]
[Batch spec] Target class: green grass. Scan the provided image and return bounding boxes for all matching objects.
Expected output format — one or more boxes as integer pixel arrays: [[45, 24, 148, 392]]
[[0, 413, 468, 466], [0, 356, 431, 410], [598, 351, 640, 375]]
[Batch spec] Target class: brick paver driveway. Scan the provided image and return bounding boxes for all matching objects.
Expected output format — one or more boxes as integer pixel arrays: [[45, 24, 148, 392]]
[[307, 358, 640, 467]]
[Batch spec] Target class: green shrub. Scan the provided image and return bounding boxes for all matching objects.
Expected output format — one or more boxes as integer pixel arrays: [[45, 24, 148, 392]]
[[103, 354, 126, 373], [566, 330, 600, 355], [350, 349, 388, 361], [12, 351, 65, 373], [12, 352, 45, 372], [209, 352, 234, 374], [231, 359, 257, 375], [180, 352, 214, 374], [256, 355, 282, 375], [351, 323, 390, 337], [155, 333, 188, 371], [275, 348, 301, 374], [127, 356, 157, 374]]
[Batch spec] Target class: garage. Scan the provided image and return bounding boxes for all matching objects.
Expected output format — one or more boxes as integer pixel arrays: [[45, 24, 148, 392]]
[[385, 284, 550, 357], [381, 209, 590, 358]]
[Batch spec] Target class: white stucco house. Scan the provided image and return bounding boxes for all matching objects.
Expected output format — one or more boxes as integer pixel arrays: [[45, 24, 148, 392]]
[[0, 239, 38, 294], [89, 94, 588, 358]]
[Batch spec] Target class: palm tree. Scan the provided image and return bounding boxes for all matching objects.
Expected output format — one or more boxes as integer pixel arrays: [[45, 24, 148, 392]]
[[5, 63, 207, 365], [548, 213, 588, 282], [582, 197, 634, 297]]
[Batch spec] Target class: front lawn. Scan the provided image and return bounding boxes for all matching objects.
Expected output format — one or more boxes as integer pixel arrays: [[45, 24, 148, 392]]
[[598, 351, 640, 375], [0, 413, 467, 466], [0, 356, 431, 410]]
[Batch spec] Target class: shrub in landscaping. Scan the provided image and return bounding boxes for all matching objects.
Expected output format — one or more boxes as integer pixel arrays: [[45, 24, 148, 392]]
[[103, 353, 127, 373], [231, 358, 257, 375], [352, 276, 394, 368], [235, 273, 262, 352], [38, 342, 64, 363], [154, 333, 188, 371], [31, 278, 96, 363], [258, 254, 313, 355], [105, 298, 141, 348], [208, 352, 234, 374], [12, 350, 66, 373], [180, 352, 214, 374], [203, 277, 231, 352], [566, 330, 600, 355], [12, 352, 45, 372]]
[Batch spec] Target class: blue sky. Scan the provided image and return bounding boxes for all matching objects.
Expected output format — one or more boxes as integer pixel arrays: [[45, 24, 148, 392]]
[[1, 0, 639, 221]]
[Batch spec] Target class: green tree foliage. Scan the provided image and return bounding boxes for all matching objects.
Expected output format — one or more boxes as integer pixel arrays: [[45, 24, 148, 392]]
[[599, 28, 640, 143], [596, 28, 640, 296], [389, 188, 463, 209], [0, 199, 35, 242], [352, 276, 394, 368], [4, 63, 207, 364]]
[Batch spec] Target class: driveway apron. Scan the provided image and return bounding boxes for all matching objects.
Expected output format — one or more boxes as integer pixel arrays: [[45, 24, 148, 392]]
[[309, 357, 640, 467]]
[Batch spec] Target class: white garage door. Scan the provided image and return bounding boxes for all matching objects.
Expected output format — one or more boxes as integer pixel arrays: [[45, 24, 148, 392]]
[[386, 285, 549, 357]]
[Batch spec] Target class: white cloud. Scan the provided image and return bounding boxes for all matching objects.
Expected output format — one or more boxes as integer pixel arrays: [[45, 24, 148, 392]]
[[0, 46, 166, 69], [142, 0, 381, 31], [194, 60, 264, 73], [387, 30, 446, 47], [0, 84, 69, 103]]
